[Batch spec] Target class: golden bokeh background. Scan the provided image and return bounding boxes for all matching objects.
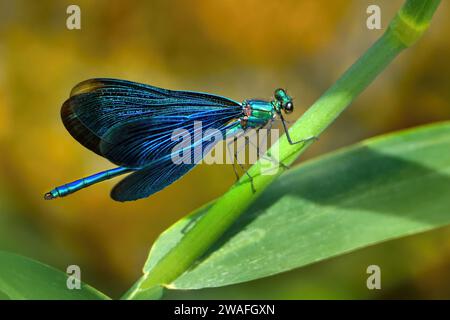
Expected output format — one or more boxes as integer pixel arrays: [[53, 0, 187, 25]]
[[0, 0, 449, 298]]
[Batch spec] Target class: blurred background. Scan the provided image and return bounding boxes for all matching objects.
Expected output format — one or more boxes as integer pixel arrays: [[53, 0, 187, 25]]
[[0, 0, 449, 299]]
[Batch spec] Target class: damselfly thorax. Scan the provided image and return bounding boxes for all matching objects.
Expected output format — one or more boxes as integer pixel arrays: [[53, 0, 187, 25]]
[[226, 88, 294, 139]]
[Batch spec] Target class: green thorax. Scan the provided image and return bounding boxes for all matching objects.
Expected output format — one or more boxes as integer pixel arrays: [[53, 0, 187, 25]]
[[225, 87, 294, 138], [244, 99, 276, 128]]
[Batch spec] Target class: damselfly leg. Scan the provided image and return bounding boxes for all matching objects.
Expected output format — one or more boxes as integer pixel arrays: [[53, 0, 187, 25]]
[[279, 112, 318, 146]]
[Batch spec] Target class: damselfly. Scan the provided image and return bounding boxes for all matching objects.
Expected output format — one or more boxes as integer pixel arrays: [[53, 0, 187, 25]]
[[44, 78, 313, 202]]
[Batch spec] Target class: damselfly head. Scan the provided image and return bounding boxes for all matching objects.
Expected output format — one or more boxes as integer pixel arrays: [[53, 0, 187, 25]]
[[274, 88, 294, 114]]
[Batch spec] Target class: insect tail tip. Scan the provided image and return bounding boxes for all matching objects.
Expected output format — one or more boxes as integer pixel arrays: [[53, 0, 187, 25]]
[[44, 192, 55, 200]]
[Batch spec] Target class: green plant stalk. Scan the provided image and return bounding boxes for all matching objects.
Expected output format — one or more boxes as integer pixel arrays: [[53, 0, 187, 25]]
[[126, 0, 441, 297]]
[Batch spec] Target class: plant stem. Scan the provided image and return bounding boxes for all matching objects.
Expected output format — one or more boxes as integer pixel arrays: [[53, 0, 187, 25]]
[[126, 0, 441, 298]]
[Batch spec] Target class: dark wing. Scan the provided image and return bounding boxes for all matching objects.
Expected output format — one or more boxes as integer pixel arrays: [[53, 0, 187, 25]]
[[110, 137, 219, 201], [61, 78, 242, 167], [99, 109, 239, 167], [111, 159, 196, 202]]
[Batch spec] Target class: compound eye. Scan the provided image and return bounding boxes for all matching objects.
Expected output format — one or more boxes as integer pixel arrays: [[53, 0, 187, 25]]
[[284, 101, 294, 113]]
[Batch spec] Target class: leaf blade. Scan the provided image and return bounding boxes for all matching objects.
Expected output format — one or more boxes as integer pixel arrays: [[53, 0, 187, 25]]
[[0, 251, 109, 300], [144, 121, 450, 290]]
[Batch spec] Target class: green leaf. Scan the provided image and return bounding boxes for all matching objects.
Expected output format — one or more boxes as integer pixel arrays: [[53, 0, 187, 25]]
[[0, 251, 109, 299], [144, 121, 450, 290]]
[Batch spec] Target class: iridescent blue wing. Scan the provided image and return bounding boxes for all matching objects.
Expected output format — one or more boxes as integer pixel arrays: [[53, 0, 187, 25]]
[[62, 78, 170, 156], [110, 138, 218, 201], [99, 108, 239, 167], [61, 78, 242, 167], [110, 157, 194, 202]]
